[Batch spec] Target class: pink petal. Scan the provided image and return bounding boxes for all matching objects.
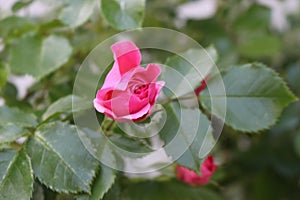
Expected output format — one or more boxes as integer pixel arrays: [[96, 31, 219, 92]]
[[111, 41, 141, 75], [101, 41, 141, 89]]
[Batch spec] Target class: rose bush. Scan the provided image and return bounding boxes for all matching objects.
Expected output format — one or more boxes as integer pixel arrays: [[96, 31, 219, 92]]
[[93, 41, 164, 122], [176, 155, 217, 186]]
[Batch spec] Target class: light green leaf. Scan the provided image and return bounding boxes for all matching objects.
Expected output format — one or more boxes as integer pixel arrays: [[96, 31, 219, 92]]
[[0, 124, 28, 144], [26, 122, 98, 193], [160, 102, 213, 172], [42, 95, 92, 121], [77, 165, 116, 200], [0, 16, 36, 40], [9, 34, 72, 81], [101, 0, 145, 30], [0, 106, 37, 127], [123, 181, 222, 200], [0, 149, 34, 200], [0, 63, 9, 90], [59, 0, 97, 28], [200, 63, 298, 132], [163, 46, 217, 97]]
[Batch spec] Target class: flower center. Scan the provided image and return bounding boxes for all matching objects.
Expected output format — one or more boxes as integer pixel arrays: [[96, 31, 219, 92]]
[[133, 84, 149, 99]]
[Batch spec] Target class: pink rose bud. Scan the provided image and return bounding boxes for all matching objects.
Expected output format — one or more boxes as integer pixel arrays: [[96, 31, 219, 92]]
[[194, 76, 209, 96], [93, 41, 164, 122], [176, 155, 217, 186]]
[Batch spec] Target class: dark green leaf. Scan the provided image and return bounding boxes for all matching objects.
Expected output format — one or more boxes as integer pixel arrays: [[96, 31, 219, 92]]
[[101, 0, 145, 30], [42, 95, 92, 121], [0, 149, 34, 200], [160, 102, 213, 172], [77, 165, 116, 200], [0, 106, 37, 127], [9, 34, 72, 81], [200, 63, 298, 132], [26, 122, 98, 193]]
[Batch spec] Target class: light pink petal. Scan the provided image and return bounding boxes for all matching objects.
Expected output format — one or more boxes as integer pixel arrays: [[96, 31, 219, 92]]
[[129, 64, 162, 84], [102, 62, 122, 89], [111, 41, 141, 75]]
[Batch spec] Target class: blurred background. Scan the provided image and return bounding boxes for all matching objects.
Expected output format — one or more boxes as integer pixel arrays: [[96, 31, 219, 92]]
[[0, 0, 300, 199]]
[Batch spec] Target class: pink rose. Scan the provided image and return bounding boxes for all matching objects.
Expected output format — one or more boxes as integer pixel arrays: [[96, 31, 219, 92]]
[[93, 41, 164, 122], [176, 155, 217, 186]]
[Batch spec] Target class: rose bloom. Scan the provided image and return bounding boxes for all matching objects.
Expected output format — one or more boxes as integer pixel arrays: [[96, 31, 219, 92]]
[[93, 41, 164, 122], [176, 155, 217, 186]]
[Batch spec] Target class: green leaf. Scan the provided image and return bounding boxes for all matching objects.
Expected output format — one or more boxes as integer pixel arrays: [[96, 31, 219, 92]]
[[238, 33, 281, 58], [0, 124, 28, 144], [123, 181, 222, 200], [233, 4, 271, 31], [0, 149, 34, 200], [0, 106, 37, 127], [26, 122, 98, 193], [77, 128, 117, 170], [42, 95, 92, 121], [0, 16, 36, 40], [0, 62, 9, 90], [77, 165, 116, 200], [12, 0, 33, 12], [159, 102, 213, 172], [109, 135, 153, 158], [200, 63, 298, 132], [9, 34, 72, 81], [101, 0, 145, 30], [163, 46, 217, 97], [59, 0, 97, 28]]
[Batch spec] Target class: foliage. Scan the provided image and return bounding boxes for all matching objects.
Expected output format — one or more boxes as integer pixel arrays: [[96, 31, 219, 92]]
[[0, 0, 299, 199]]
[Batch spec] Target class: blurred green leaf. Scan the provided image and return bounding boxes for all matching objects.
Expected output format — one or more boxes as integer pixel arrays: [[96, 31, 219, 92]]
[[232, 4, 271, 31], [0, 106, 37, 127], [0, 149, 33, 200], [0, 16, 36, 40], [294, 131, 300, 158], [59, 0, 97, 28], [101, 0, 145, 30], [0, 62, 9, 90], [42, 95, 92, 121], [238, 33, 281, 58], [109, 135, 153, 158], [77, 165, 116, 200], [0, 124, 28, 144], [160, 102, 212, 172], [123, 180, 222, 200], [26, 122, 98, 193], [200, 63, 298, 132], [163, 46, 217, 97], [9, 34, 72, 81], [12, 0, 33, 12]]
